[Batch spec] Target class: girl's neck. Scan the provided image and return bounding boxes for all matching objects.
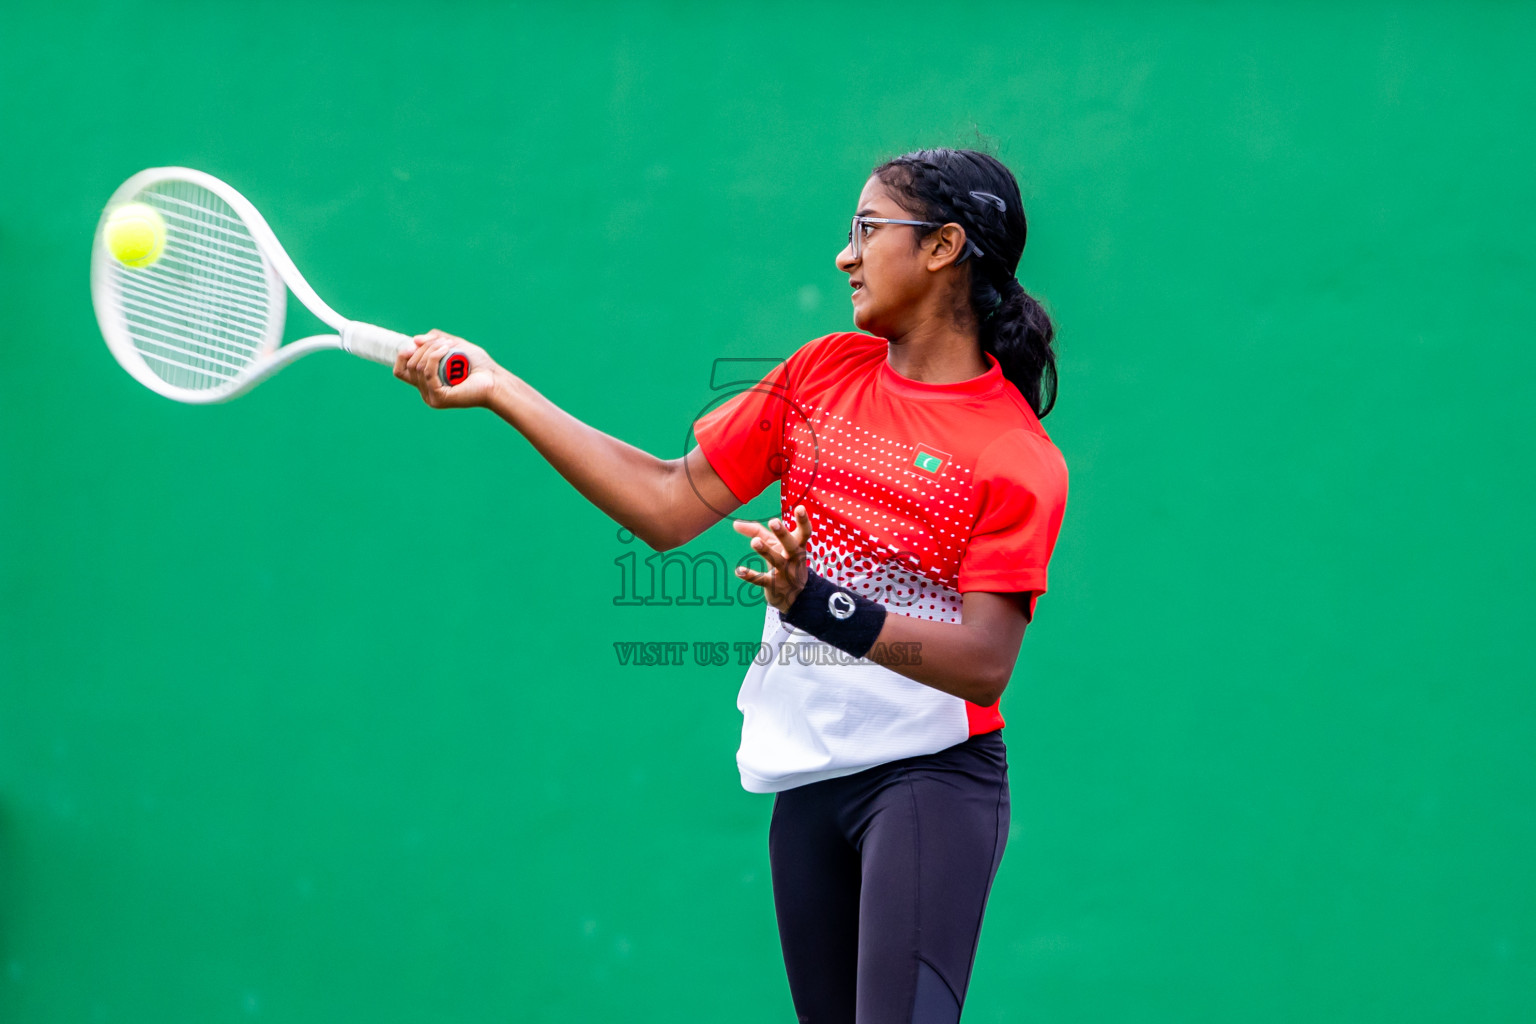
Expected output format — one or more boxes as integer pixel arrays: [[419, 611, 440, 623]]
[[884, 318, 989, 384]]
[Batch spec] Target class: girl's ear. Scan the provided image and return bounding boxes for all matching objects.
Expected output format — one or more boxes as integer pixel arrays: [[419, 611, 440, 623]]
[[925, 223, 971, 271]]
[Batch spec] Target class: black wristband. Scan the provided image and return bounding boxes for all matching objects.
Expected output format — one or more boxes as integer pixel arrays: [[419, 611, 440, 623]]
[[780, 570, 887, 659]]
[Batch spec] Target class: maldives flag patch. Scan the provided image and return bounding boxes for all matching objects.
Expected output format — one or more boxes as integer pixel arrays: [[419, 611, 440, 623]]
[[913, 444, 950, 474]]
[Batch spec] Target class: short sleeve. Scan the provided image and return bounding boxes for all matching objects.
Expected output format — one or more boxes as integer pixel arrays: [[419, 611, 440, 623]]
[[692, 337, 830, 505], [957, 429, 1069, 595]]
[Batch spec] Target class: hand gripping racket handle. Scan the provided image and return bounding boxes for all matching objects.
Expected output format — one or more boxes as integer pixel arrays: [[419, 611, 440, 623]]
[[340, 321, 471, 387]]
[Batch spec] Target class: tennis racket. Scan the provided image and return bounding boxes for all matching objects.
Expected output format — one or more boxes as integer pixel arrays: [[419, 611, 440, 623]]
[[90, 166, 470, 403]]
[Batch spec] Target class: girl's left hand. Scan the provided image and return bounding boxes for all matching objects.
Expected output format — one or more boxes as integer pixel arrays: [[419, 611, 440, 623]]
[[733, 506, 812, 614]]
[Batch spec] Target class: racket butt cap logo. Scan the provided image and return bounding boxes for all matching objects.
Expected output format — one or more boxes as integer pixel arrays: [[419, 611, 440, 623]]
[[439, 351, 471, 387]]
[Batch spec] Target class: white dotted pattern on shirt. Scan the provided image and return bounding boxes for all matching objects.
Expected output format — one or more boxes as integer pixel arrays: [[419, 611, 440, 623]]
[[778, 403, 978, 624]]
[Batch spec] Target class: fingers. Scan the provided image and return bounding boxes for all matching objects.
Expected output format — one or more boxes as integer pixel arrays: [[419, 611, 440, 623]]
[[398, 336, 428, 376], [734, 508, 812, 562], [391, 335, 448, 407], [412, 337, 444, 372], [766, 516, 794, 558], [731, 506, 812, 611], [732, 518, 772, 550], [750, 532, 788, 573], [392, 336, 425, 379], [769, 506, 812, 555], [731, 521, 776, 573], [405, 331, 454, 361], [401, 332, 454, 392]]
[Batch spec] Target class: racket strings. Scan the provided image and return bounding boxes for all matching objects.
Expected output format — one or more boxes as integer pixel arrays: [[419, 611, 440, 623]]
[[111, 181, 276, 390]]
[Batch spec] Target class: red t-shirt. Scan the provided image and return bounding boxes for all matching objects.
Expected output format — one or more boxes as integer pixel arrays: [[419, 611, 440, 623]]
[[694, 332, 1068, 792]]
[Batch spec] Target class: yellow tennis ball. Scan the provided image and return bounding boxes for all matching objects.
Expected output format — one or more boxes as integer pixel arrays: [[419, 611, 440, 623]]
[[105, 202, 167, 268]]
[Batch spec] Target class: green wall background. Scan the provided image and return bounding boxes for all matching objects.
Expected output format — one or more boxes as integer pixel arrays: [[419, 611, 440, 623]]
[[2, 2, 1532, 1021]]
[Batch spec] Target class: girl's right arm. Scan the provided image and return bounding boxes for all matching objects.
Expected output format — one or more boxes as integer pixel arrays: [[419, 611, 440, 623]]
[[395, 330, 740, 552]]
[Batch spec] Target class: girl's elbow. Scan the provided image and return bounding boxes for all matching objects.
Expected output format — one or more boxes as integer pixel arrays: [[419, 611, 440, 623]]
[[639, 525, 680, 552], [972, 687, 1005, 709], [975, 665, 1013, 707]]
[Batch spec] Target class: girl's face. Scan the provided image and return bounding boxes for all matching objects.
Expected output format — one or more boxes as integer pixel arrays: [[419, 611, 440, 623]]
[[835, 176, 956, 339]]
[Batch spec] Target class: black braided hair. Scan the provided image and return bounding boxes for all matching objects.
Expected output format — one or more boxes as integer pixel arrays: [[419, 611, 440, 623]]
[[873, 149, 1058, 419]]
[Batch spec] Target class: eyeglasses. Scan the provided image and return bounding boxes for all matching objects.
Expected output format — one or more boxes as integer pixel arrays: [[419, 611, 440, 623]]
[[847, 215, 984, 261]]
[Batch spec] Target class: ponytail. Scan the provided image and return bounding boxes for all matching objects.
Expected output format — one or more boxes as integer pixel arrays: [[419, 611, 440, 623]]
[[982, 278, 1057, 419]]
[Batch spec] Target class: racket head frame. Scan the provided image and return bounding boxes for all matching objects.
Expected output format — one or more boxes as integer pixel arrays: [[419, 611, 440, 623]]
[[91, 166, 350, 404]]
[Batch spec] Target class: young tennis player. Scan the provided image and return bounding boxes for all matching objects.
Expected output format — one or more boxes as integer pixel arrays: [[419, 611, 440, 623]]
[[395, 147, 1067, 1024]]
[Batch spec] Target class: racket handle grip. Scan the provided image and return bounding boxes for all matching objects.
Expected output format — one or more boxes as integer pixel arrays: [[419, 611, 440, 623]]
[[438, 350, 472, 387], [340, 320, 414, 365]]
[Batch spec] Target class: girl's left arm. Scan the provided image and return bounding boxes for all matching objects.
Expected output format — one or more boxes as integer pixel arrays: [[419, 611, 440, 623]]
[[735, 507, 1034, 707], [862, 590, 1032, 707]]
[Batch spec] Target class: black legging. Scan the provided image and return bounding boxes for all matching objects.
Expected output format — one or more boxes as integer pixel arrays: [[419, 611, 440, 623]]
[[768, 731, 1010, 1024]]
